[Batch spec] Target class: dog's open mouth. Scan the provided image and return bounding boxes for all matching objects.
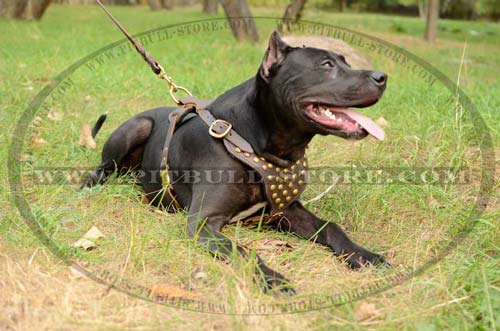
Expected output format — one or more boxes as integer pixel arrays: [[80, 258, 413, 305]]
[[305, 104, 385, 141]]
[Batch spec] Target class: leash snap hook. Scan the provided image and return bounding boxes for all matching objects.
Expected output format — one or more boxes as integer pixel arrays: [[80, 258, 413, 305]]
[[209, 119, 232, 139], [157, 64, 192, 105], [169, 84, 192, 105]]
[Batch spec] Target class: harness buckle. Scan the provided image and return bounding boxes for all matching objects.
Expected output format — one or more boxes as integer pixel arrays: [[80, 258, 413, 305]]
[[209, 119, 232, 139]]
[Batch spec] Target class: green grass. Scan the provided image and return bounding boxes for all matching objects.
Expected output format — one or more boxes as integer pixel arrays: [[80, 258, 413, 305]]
[[1, 4, 499, 331]]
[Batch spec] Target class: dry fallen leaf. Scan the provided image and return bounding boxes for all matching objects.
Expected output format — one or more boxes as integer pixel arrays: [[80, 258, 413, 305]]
[[47, 110, 64, 121], [29, 137, 48, 149], [376, 116, 390, 128], [79, 122, 96, 149], [148, 284, 201, 299], [32, 76, 49, 83], [83, 226, 105, 240], [193, 271, 207, 280], [354, 302, 380, 322], [190, 269, 208, 290], [33, 116, 42, 127], [72, 226, 106, 251], [72, 238, 96, 251], [142, 195, 151, 204]]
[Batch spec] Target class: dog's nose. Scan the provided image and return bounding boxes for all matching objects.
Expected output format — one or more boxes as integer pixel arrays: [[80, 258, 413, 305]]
[[370, 71, 387, 86]]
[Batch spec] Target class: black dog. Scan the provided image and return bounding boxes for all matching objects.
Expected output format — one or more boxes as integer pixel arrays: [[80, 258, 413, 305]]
[[83, 31, 388, 294]]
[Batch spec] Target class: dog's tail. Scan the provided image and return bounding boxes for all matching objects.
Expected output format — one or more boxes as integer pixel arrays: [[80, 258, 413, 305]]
[[91, 113, 107, 138]]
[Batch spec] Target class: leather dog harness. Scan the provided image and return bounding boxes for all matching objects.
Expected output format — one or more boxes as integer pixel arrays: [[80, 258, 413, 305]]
[[160, 97, 308, 218], [95, 2, 308, 218]]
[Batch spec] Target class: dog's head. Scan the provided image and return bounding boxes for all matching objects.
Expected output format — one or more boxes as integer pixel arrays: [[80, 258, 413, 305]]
[[258, 31, 387, 141]]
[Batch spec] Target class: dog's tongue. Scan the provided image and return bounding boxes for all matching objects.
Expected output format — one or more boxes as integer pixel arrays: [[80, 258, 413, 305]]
[[335, 108, 385, 141]]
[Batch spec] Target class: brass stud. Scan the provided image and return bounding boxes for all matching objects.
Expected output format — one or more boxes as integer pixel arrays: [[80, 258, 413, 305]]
[[298, 180, 304, 185], [275, 198, 282, 204], [283, 176, 289, 182], [272, 193, 278, 199], [276, 167, 281, 172], [292, 174, 297, 180], [278, 184, 283, 190], [276, 177, 283, 183], [268, 163, 273, 168], [235, 147, 241, 153], [267, 175, 274, 181], [303, 161, 307, 167], [300, 170, 306, 175], [293, 189, 299, 195], [291, 165, 296, 170], [296, 160, 300, 165], [270, 184, 276, 190], [262, 165, 268, 170], [286, 196, 291, 202], [288, 183, 293, 188], [244, 152, 251, 157], [282, 190, 288, 196], [283, 169, 289, 173], [253, 157, 260, 163], [278, 203, 285, 209]]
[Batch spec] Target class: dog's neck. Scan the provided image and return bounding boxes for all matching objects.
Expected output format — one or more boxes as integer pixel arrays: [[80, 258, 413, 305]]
[[209, 77, 313, 162]]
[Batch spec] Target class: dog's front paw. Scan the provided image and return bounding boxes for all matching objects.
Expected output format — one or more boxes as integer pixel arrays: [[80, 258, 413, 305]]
[[261, 271, 296, 296], [345, 250, 390, 269]]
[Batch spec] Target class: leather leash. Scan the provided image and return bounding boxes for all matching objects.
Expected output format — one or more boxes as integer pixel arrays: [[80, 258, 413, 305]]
[[96, 0, 191, 104]]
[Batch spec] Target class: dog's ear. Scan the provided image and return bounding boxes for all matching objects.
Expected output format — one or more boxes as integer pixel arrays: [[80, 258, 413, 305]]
[[259, 31, 290, 82]]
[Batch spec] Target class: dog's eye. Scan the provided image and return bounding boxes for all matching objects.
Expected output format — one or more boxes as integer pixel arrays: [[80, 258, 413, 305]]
[[321, 60, 335, 68]]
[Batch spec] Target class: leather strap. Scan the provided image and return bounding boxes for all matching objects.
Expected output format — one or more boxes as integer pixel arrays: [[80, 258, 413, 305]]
[[178, 96, 212, 110], [159, 97, 216, 171], [197, 109, 254, 153], [159, 104, 196, 171], [159, 99, 211, 210]]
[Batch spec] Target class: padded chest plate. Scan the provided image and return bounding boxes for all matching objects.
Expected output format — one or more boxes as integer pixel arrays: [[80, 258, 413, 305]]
[[223, 140, 308, 216]]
